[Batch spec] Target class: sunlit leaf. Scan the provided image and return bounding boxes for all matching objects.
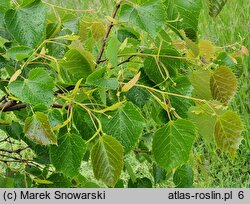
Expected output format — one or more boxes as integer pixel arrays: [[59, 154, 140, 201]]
[[210, 66, 237, 104], [214, 111, 244, 154]]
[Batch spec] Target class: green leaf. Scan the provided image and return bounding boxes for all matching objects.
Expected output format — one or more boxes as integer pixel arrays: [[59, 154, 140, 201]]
[[144, 49, 180, 85], [128, 177, 152, 188], [0, 36, 9, 48], [6, 46, 34, 61], [39, 173, 71, 188], [164, 0, 202, 41], [190, 70, 212, 100], [210, 66, 237, 104], [73, 105, 96, 140], [8, 68, 54, 107], [169, 76, 193, 118], [188, 104, 217, 144], [173, 164, 193, 188], [124, 86, 150, 108], [86, 67, 119, 90], [106, 36, 121, 67], [153, 163, 166, 184], [4, 0, 47, 48], [50, 133, 86, 178], [59, 49, 94, 84], [0, 0, 10, 28], [209, 0, 228, 17], [0, 177, 14, 188], [214, 111, 244, 154], [100, 102, 145, 153], [119, 0, 166, 37], [24, 112, 57, 145], [91, 135, 124, 187], [152, 119, 197, 170]]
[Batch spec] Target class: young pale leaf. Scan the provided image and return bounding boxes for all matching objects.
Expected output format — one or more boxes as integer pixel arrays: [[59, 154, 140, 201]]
[[190, 70, 212, 100], [86, 67, 119, 90], [188, 105, 217, 144], [24, 112, 57, 145], [122, 72, 141, 92], [50, 133, 86, 178], [210, 66, 237, 104], [8, 68, 54, 107], [209, 0, 228, 17], [91, 135, 124, 187], [153, 119, 197, 170], [173, 164, 194, 188], [165, 0, 202, 41], [119, 0, 166, 37], [4, 0, 47, 48], [214, 111, 244, 154], [100, 102, 145, 153], [199, 40, 215, 61], [60, 49, 94, 84]]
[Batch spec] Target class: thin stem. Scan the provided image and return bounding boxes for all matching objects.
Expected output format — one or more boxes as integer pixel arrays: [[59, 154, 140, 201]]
[[96, 1, 123, 65]]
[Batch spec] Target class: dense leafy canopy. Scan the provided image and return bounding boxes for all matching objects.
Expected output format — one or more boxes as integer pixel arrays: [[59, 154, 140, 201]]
[[0, 0, 246, 188]]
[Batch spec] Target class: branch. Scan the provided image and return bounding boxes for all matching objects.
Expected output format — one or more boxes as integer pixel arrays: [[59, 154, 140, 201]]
[[0, 146, 29, 154], [96, 1, 122, 65]]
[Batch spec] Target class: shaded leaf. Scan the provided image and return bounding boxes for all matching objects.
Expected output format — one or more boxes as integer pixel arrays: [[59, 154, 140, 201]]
[[144, 49, 180, 85], [50, 133, 86, 178], [24, 112, 57, 145], [153, 119, 197, 170], [128, 177, 152, 188], [73, 105, 96, 140], [173, 164, 193, 188], [91, 135, 124, 187], [169, 76, 194, 118], [125, 86, 150, 108], [209, 0, 228, 17]]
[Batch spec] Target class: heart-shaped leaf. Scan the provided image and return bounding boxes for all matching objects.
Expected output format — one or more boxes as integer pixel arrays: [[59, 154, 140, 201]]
[[91, 135, 124, 187], [24, 112, 57, 145]]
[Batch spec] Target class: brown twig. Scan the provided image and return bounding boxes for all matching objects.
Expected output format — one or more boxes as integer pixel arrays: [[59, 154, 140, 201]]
[[96, 1, 122, 65], [0, 146, 29, 154]]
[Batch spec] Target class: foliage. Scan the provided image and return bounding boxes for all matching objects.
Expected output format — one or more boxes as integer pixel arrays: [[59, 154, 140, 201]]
[[0, 0, 248, 187]]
